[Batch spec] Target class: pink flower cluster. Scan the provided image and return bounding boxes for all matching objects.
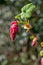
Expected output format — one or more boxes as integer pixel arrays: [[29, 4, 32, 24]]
[[10, 21, 19, 40]]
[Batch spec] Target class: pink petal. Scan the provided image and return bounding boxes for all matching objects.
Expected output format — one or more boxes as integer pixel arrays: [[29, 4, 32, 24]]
[[41, 58, 43, 65]]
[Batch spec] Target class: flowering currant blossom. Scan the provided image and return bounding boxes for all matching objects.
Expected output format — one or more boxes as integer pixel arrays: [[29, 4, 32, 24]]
[[10, 21, 19, 40], [41, 58, 43, 65], [31, 37, 37, 46]]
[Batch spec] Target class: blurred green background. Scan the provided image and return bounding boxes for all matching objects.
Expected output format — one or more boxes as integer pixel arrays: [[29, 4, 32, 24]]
[[0, 0, 43, 65]]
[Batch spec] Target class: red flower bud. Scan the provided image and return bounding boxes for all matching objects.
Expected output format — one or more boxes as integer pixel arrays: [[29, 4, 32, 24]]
[[31, 37, 37, 46], [32, 41, 37, 46], [41, 58, 43, 65], [10, 21, 19, 40]]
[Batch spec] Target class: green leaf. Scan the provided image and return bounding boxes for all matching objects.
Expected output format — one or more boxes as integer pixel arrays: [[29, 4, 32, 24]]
[[15, 13, 21, 19], [21, 3, 36, 19], [21, 12, 31, 19], [21, 3, 33, 12], [15, 3, 36, 20]]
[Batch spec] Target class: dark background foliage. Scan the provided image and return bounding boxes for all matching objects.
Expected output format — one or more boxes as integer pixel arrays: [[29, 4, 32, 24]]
[[0, 0, 43, 65]]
